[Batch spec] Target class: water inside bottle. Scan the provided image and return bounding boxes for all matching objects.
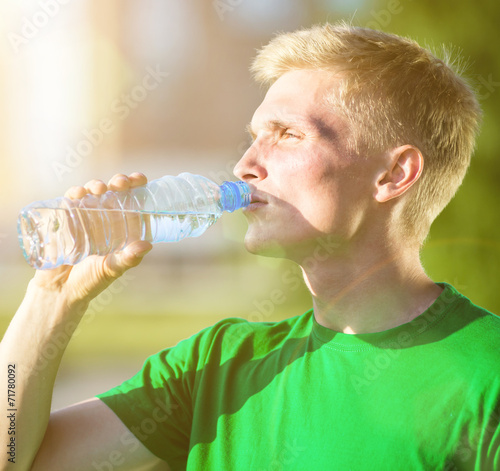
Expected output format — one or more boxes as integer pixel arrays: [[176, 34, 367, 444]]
[[19, 207, 217, 269]]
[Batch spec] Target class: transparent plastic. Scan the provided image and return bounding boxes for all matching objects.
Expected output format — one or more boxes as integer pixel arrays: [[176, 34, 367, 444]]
[[18, 172, 251, 270]]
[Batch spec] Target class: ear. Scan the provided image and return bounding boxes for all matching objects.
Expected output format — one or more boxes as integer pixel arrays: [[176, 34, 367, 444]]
[[374, 145, 424, 203]]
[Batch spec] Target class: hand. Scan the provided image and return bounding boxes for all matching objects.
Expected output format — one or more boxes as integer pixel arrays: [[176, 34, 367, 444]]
[[30, 172, 153, 308]]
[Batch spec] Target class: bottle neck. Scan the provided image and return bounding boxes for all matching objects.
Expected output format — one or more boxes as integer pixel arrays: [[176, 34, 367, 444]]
[[219, 181, 251, 212]]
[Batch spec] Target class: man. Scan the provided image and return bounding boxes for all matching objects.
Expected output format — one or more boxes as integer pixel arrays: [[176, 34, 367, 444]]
[[1, 22, 499, 470]]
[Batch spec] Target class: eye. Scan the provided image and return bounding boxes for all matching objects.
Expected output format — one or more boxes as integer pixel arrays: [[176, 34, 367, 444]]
[[282, 129, 300, 140]]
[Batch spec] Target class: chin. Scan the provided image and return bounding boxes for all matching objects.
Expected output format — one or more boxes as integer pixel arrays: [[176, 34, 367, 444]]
[[244, 235, 288, 259], [244, 228, 340, 264]]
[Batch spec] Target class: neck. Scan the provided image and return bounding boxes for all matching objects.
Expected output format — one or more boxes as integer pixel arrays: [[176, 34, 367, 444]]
[[300, 240, 442, 334]]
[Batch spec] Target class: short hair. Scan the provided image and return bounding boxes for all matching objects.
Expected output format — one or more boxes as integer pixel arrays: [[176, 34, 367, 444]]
[[251, 22, 482, 243]]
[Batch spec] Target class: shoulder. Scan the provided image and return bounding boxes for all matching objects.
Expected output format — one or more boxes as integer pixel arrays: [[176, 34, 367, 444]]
[[439, 284, 500, 365], [133, 312, 313, 380], [449, 288, 500, 342], [168, 310, 314, 368], [194, 310, 314, 355]]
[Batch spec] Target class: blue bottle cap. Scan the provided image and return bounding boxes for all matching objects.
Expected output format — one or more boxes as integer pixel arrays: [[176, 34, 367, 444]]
[[219, 181, 251, 212]]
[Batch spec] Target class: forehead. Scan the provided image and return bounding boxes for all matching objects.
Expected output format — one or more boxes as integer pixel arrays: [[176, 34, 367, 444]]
[[251, 69, 343, 130]]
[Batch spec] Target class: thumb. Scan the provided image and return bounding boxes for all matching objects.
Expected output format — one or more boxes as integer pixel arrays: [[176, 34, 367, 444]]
[[104, 240, 153, 278]]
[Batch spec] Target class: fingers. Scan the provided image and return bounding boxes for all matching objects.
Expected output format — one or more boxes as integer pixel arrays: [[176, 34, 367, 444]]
[[64, 173, 148, 199], [107, 174, 130, 192], [64, 180, 106, 200], [84, 179, 107, 195], [64, 185, 88, 199], [108, 172, 148, 192], [129, 172, 148, 188]]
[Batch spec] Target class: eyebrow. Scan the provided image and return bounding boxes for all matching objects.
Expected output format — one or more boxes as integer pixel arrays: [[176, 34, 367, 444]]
[[246, 114, 342, 145], [245, 116, 311, 139]]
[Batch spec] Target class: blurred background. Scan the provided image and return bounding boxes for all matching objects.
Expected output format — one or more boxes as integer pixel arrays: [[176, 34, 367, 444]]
[[0, 0, 499, 410]]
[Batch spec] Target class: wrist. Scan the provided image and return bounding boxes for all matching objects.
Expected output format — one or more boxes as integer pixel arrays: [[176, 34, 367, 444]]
[[23, 279, 90, 325], [2, 281, 91, 368]]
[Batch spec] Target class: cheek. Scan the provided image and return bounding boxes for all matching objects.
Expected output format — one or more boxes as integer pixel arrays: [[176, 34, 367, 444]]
[[281, 175, 342, 231], [288, 167, 357, 231], [272, 148, 327, 191]]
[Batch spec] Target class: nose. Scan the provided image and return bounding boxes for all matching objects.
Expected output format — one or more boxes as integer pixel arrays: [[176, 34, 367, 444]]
[[233, 142, 268, 183]]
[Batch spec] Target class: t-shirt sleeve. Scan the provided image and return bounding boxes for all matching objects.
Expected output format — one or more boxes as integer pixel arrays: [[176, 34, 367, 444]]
[[96, 319, 237, 469]]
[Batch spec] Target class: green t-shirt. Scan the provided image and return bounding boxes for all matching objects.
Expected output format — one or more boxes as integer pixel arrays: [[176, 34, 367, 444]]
[[97, 283, 500, 470]]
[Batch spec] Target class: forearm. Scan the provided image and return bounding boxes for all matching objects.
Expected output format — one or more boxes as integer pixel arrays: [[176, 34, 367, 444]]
[[0, 282, 88, 470], [0, 173, 151, 470]]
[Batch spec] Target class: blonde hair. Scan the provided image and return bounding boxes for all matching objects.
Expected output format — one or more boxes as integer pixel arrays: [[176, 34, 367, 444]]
[[251, 22, 482, 242]]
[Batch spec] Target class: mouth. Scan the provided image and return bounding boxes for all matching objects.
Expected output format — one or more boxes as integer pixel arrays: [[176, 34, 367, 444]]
[[243, 192, 268, 211], [251, 194, 266, 204]]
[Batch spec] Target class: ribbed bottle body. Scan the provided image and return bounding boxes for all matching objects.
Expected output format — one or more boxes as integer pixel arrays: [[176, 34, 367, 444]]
[[18, 173, 250, 269]]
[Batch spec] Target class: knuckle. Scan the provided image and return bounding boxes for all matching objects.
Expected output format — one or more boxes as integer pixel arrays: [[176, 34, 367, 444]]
[[108, 174, 129, 187], [130, 171, 146, 179], [65, 185, 84, 198], [85, 179, 107, 193], [130, 172, 148, 186]]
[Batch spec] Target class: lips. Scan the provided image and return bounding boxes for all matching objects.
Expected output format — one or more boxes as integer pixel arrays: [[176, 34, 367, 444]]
[[250, 193, 267, 204], [243, 191, 268, 211]]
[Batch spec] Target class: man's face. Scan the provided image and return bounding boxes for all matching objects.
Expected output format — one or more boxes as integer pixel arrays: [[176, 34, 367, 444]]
[[234, 69, 381, 262]]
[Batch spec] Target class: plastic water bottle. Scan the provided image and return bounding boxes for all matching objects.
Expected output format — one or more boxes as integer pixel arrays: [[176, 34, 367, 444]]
[[18, 172, 251, 270]]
